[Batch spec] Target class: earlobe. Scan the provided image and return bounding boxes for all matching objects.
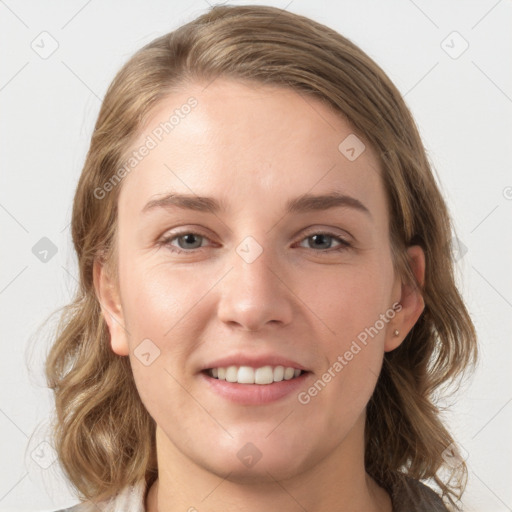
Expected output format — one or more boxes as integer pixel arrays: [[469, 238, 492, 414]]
[[385, 245, 426, 352], [93, 259, 130, 357]]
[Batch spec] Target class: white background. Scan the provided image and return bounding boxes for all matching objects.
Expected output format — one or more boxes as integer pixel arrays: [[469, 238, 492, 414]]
[[1, 0, 511, 511]]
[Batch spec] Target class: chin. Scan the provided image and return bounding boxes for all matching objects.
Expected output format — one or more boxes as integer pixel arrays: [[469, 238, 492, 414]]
[[210, 457, 309, 485], [197, 438, 316, 484]]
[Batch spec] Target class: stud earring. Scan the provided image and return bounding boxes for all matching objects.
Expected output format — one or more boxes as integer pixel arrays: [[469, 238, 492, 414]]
[[393, 329, 400, 336]]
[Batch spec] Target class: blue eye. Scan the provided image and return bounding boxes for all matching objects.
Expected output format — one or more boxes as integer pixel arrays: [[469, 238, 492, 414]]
[[159, 230, 352, 255], [162, 232, 207, 252], [298, 233, 351, 252]]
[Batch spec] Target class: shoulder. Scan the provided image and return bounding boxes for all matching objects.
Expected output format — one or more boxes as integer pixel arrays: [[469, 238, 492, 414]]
[[49, 479, 147, 512], [390, 476, 450, 512]]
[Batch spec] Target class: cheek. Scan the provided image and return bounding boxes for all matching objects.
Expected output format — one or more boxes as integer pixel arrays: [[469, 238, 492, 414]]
[[297, 258, 394, 403], [297, 260, 394, 341], [119, 257, 201, 337]]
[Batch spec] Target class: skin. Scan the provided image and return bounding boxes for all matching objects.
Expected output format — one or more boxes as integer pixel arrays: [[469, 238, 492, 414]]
[[94, 78, 425, 512]]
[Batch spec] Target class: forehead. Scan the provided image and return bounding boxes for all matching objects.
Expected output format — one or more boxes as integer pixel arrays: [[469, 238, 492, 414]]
[[118, 78, 385, 219]]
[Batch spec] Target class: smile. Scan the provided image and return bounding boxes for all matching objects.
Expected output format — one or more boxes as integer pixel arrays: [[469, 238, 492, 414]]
[[206, 365, 303, 384]]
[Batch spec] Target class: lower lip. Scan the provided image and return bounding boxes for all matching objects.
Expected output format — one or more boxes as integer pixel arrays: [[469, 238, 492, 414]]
[[199, 371, 311, 405]]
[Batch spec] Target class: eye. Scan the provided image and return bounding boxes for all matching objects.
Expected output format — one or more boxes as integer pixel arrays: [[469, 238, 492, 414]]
[[296, 232, 352, 253], [159, 230, 352, 255], [159, 231, 211, 254]]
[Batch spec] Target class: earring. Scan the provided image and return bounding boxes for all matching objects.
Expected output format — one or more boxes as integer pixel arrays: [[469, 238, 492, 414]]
[[393, 329, 400, 336]]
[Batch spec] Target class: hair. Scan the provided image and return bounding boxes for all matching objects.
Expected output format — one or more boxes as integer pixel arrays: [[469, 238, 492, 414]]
[[43, 4, 477, 509]]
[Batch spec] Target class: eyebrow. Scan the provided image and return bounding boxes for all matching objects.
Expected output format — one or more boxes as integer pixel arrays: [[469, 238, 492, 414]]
[[141, 191, 371, 218]]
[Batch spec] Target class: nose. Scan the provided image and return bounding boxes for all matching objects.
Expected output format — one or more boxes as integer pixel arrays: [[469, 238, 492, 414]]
[[217, 244, 294, 331]]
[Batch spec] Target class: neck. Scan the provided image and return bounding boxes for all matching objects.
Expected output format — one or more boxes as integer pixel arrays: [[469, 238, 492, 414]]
[[145, 413, 391, 512]]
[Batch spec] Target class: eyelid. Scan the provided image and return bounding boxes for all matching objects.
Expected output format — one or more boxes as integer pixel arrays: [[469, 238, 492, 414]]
[[299, 226, 353, 243]]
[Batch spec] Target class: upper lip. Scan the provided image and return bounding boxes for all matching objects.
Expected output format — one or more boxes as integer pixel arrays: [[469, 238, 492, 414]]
[[201, 354, 309, 372]]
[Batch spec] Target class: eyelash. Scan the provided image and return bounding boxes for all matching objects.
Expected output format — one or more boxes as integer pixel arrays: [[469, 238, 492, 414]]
[[158, 229, 352, 255]]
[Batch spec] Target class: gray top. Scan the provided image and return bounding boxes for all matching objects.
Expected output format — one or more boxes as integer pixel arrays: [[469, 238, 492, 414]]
[[52, 476, 449, 511]]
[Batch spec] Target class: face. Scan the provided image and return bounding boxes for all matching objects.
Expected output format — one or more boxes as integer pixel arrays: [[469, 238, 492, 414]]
[[96, 78, 421, 483]]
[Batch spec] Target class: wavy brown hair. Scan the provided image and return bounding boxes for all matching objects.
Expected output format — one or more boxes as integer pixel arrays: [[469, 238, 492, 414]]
[[42, 4, 477, 509]]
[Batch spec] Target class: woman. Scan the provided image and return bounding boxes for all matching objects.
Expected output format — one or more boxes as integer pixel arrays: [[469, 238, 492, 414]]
[[46, 4, 477, 511]]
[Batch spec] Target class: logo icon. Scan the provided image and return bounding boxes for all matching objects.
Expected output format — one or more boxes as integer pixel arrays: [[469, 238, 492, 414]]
[[441, 31, 469, 60], [32, 237, 58, 263], [31, 31, 59, 59], [237, 442, 263, 468], [338, 134, 366, 161], [134, 338, 161, 366]]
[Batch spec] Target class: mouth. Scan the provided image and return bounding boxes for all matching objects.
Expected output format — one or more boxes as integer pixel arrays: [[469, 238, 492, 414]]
[[200, 365, 311, 405], [203, 365, 306, 385]]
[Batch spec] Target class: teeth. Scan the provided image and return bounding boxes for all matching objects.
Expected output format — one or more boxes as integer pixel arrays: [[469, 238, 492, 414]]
[[273, 365, 284, 382], [284, 367, 295, 380], [207, 365, 304, 385], [254, 366, 274, 385], [226, 366, 238, 382]]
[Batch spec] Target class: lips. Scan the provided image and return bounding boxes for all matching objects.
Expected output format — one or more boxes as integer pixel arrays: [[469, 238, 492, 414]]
[[200, 368, 309, 405], [198, 352, 311, 404]]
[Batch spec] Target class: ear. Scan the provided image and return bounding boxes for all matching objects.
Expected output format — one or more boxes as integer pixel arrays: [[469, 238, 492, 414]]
[[384, 245, 426, 352], [93, 258, 130, 356]]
